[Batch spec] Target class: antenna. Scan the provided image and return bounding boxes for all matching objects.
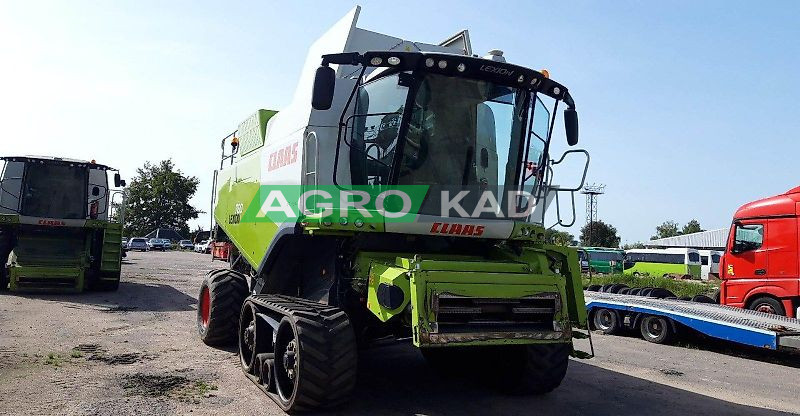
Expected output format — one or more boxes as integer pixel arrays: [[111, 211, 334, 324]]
[[580, 183, 606, 246]]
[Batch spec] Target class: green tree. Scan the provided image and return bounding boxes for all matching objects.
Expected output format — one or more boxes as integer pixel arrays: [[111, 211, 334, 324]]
[[651, 221, 681, 240], [580, 220, 621, 248], [622, 242, 645, 250], [124, 160, 201, 238], [545, 228, 575, 246], [682, 219, 704, 235]]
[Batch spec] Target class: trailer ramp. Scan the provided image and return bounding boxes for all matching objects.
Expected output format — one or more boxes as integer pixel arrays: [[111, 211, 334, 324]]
[[585, 292, 800, 351]]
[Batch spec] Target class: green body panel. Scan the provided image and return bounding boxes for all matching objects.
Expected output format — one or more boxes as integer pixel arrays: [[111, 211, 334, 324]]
[[624, 262, 698, 278], [9, 265, 85, 292], [100, 223, 123, 273], [359, 246, 587, 348], [3, 218, 122, 292], [238, 109, 278, 156], [214, 151, 275, 268]]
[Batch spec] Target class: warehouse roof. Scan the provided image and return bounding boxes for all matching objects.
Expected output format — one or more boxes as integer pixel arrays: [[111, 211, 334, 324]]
[[644, 228, 728, 251]]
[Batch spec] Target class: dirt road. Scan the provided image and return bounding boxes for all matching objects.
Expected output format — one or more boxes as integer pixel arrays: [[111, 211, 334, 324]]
[[1, 251, 798, 415]]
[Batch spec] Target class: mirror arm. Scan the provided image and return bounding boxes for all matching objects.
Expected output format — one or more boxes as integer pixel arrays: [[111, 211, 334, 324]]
[[321, 52, 363, 66]]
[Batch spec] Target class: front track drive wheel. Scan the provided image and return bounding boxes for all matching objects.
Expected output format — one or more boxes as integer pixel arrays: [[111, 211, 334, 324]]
[[197, 269, 249, 346], [500, 343, 571, 395], [270, 306, 357, 412]]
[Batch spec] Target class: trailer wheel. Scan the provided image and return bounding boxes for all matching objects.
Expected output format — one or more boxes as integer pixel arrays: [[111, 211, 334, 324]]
[[639, 315, 675, 344], [197, 269, 249, 346], [586, 285, 602, 292], [618, 287, 631, 295], [592, 308, 620, 334], [747, 296, 786, 316], [500, 343, 570, 395], [628, 288, 642, 296], [640, 287, 654, 297], [600, 284, 614, 293]]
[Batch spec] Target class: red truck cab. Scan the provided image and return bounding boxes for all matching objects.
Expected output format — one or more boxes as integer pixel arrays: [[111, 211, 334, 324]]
[[720, 186, 800, 317]]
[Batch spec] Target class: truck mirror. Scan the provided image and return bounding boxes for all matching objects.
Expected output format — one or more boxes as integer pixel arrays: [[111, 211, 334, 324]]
[[114, 173, 123, 187], [564, 109, 579, 146], [312, 66, 336, 110], [92, 186, 100, 196]]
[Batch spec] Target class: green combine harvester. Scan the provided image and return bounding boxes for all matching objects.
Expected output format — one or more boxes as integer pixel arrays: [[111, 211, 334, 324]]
[[197, 7, 592, 412], [0, 156, 126, 292]]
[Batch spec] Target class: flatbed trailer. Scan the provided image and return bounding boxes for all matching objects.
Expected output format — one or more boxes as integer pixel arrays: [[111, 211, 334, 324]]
[[585, 291, 800, 352]]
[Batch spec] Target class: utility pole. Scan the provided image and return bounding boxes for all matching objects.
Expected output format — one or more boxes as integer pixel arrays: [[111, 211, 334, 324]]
[[581, 184, 605, 246]]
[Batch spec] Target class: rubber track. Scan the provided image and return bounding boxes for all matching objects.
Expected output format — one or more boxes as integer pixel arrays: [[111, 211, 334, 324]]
[[248, 294, 357, 412], [200, 269, 249, 346]]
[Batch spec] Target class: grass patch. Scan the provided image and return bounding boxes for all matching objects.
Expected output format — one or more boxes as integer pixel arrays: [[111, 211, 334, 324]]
[[70, 349, 84, 359], [583, 274, 717, 298], [44, 352, 67, 367]]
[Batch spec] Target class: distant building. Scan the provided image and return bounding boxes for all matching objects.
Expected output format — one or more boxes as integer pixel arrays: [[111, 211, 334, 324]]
[[644, 228, 728, 251]]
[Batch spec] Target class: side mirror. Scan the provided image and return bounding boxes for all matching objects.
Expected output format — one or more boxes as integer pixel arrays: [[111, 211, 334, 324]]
[[312, 66, 336, 110], [564, 109, 579, 146], [92, 186, 100, 196], [114, 173, 123, 187]]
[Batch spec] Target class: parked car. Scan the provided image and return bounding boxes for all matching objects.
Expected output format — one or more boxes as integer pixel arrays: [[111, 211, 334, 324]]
[[128, 237, 149, 251], [178, 240, 194, 250], [195, 240, 210, 253], [148, 238, 170, 251]]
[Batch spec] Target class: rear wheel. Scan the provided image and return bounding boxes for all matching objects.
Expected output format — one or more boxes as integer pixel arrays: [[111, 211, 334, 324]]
[[499, 343, 570, 395], [748, 296, 786, 316], [592, 308, 620, 334], [197, 269, 249, 346], [639, 315, 676, 344]]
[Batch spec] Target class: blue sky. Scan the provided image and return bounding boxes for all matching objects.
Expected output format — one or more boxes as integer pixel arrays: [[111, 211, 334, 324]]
[[1, 1, 798, 243]]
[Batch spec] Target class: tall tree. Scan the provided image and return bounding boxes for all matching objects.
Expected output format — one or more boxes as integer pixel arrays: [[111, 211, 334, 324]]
[[682, 219, 704, 235], [124, 160, 201, 238], [545, 228, 575, 247], [652, 221, 681, 240], [623, 242, 646, 250], [580, 220, 621, 248]]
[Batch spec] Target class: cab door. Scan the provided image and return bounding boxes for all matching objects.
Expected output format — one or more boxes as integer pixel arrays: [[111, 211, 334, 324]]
[[723, 221, 767, 306], [765, 217, 799, 297]]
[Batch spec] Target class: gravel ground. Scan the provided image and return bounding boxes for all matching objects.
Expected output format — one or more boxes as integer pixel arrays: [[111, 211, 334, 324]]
[[0, 251, 798, 415]]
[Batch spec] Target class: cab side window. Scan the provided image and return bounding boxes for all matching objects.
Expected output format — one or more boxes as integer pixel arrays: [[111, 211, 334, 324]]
[[733, 224, 764, 253]]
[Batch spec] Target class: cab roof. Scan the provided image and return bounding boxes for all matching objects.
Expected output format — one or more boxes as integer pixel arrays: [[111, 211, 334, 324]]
[[1, 155, 115, 171], [733, 185, 800, 220]]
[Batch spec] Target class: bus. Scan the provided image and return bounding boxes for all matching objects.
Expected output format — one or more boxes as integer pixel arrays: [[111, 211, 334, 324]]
[[583, 247, 625, 274], [623, 248, 702, 279], [698, 249, 722, 280]]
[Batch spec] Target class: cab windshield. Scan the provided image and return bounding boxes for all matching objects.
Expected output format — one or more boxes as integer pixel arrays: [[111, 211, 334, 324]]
[[350, 72, 553, 216]]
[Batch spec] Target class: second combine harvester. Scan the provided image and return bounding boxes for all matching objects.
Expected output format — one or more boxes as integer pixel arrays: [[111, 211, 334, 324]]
[[198, 7, 591, 412]]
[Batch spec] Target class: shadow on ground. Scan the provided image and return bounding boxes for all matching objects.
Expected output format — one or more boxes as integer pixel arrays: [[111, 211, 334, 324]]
[[316, 343, 796, 416], [1, 280, 197, 312]]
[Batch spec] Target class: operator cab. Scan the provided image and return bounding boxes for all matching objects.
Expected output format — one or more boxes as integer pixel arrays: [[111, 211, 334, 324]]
[[312, 51, 586, 226], [0, 156, 126, 221]]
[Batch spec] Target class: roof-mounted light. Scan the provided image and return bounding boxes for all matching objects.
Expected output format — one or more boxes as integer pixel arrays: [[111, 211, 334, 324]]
[[457, 63, 466, 72], [438, 60, 447, 69], [370, 57, 383, 65], [387, 56, 400, 65], [425, 58, 435, 68]]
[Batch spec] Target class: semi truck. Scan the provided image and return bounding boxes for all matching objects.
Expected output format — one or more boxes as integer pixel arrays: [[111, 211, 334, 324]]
[[0, 156, 126, 292], [197, 7, 591, 412], [720, 186, 800, 317]]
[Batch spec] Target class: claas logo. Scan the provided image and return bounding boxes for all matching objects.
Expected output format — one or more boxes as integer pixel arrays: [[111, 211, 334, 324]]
[[727, 264, 734, 276]]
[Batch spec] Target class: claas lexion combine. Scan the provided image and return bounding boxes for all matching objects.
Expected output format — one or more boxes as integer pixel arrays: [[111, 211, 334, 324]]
[[198, 6, 591, 412], [0, 156, 126, 292]]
